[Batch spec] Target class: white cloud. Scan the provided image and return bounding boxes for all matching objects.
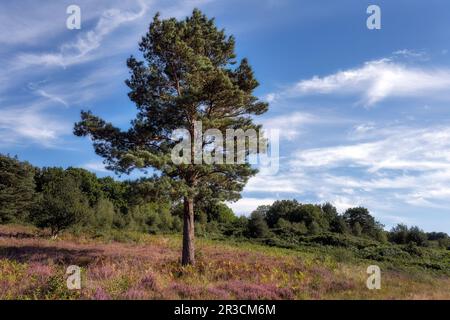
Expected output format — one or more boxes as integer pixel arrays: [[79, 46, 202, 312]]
[[288, 125, 450, 208], [227, 197, 276, 216], [28, 83, 69, 108], [269, 58, 450, 106], [236, 123, 450, 226], [0, 105, 70, 148], [16, 0, 149, 68], [392, 49, 428, 60], [0, 0, 216, 150], [261, 112, 317, 141], [83, 161, 109, 173], [245, 174, 300, 193], [292, 126, 450, 172]]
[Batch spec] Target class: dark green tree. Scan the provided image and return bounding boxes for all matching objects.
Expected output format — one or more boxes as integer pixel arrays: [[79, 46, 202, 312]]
[[98, 176, 131, 213], [321, 202, 338, 222], [406, 226, 428, 246], [330, 216, 349, 234], [200, 201, 236, 223], [0, 154, 36, 223], [247, 210, 269, 238], [74, 10, 267, 265], [65, 167, 103, 206], [265, 200, 300, 227], [343, 207, 383, 238], [389, 223, 409, 244], [426, 231, 449, 241], [32, 172, 91, 237]]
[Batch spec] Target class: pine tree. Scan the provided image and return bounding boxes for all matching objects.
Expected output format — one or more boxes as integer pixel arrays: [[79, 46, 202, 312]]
[[0, 154, 36, 223], [74, 9, 268, 265]]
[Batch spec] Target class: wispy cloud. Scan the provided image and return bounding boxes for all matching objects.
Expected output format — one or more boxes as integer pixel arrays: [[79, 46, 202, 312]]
[[292, 126, 450, 172], [15, 0, 149, 68], [0, 104, 70, 148], [392, 49, 429, 60], [0, 0, 216, 151], [261, 112, 318, 141], [268, 56, 450, 106]]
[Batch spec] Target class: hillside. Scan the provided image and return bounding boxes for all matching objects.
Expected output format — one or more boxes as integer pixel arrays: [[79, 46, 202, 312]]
[[1, 224, 449, 300]]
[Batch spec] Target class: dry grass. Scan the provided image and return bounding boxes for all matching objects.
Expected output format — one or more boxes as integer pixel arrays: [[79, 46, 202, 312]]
[[0, 224, 449, 300]]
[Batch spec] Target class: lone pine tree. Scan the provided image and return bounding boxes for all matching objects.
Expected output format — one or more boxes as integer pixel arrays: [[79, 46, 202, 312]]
[[74, 9, 268, 265]]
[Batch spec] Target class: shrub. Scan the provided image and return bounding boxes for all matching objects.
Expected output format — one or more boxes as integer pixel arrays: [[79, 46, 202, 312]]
[[128, 203, 175, 233], [360, 245, 411, 261]]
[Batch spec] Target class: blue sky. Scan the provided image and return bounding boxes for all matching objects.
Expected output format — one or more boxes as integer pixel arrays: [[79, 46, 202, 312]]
[[2, 0, 450, 232]]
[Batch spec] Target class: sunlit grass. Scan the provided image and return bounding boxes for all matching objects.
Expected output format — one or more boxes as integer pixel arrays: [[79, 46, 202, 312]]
[[0, 224, 448, 300]]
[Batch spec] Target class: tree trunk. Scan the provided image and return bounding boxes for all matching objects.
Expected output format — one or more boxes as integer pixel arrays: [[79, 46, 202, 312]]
[[182, 196, 195, 265]]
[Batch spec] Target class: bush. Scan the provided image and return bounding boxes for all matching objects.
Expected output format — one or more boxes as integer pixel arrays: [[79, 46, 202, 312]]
[[360, 245, 411, 261], [275, 218, 308, 235], [300, 233, 378, 249], [221, 216, 249, 238], [128, 202, 178, 233]]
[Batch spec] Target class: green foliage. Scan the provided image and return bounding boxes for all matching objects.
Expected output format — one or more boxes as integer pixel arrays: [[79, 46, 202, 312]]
[[407, 226, 428, 246], [128, 202, 177, 233], [343, 207, 384, 239], [247, 210, 269, 238], [300, 232, 379, 249], [73, 9, 267, 211], [438, 237, 450, 249], [389, 223, 408, 244], [0, 154, 36, 223], [389, 224, 429, 247], [98, 177, 131, 213], [265, 200, 299, 227], [427, 231, 449, 241], [74, 9, 269, 264], [329, 216, 349, 234], [202, 202, 236, 223], [352, 222, 363, 237], [65, 167, 103, 206], [31, 172, 91, 236], [221, 216, 249, 238], [265, 200, 330, 233], [89, 198, 116, 231], [275, 218, 308, 235]]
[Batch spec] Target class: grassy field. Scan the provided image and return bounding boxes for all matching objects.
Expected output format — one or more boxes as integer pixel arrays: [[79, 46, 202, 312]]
[[0, 224, 449, 300]]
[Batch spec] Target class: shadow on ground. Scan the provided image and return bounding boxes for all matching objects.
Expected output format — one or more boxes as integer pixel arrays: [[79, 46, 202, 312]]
[[0, 245, 101, 266]]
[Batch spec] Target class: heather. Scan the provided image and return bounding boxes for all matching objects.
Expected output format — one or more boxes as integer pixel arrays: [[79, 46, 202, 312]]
[[2, 154, 450, 299], [0, 224, 449, 300]]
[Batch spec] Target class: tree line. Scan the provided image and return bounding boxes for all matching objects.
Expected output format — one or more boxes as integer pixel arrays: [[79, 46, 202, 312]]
[[1, 154, 448, 249]]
